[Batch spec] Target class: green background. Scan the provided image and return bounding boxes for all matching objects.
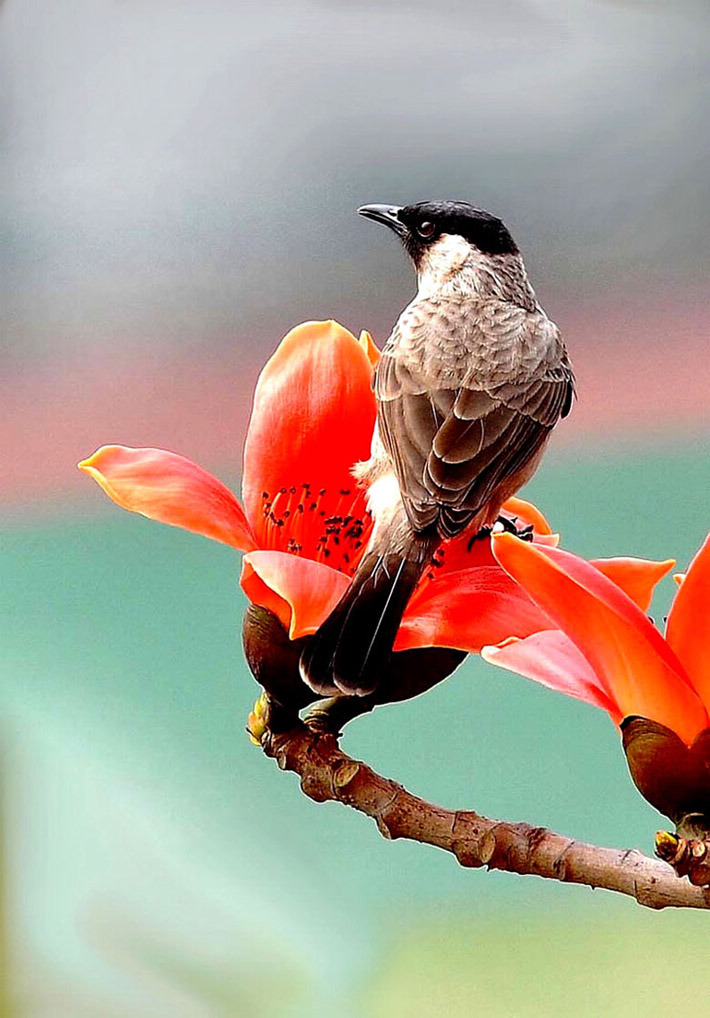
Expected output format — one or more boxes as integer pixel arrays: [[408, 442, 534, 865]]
[[3, 445, 709, 1015]]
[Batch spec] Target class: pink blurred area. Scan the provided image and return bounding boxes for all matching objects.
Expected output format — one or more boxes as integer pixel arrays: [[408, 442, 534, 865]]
[[2, 0, 708, 519], [2, 289, 708, 508]]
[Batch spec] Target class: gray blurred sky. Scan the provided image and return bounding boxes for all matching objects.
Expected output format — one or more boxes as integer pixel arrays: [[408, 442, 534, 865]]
[[1, 0, 708, 360]]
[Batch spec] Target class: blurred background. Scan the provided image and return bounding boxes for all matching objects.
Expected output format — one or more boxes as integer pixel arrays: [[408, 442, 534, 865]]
[[1, 0, 709, 1014]]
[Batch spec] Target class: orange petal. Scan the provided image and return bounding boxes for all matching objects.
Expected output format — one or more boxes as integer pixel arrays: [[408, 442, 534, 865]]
[[359, 329, 381, 366], [492, 534, 708, 744], [240, 550, 350, 640], [591, 556, 675, 612], [79, 446, 256, 551], [532, 545, 687, 680], [666, 534, 710, 706], [500, 496, 552, 536], [482, 631, 622, 721], [395, 565, 552, 653], [242, 321, 376, 558]]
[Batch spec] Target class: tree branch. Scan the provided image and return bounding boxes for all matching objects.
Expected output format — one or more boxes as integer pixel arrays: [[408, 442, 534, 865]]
[[261, 724, 710, 911]]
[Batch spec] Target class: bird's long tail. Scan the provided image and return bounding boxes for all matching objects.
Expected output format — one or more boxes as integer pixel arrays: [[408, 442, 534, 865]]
[[299, 531, 435, 697]]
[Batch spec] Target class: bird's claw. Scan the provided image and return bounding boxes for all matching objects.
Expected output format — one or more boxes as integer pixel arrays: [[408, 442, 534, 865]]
[[497, 515, 518, 534], [495, 516, 534, 541], [467, 516, 534, 551], [467, 525, 492, 551]]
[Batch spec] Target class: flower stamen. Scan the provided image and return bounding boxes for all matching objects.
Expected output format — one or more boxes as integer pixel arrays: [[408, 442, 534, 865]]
[[259, 485, 373, 572]]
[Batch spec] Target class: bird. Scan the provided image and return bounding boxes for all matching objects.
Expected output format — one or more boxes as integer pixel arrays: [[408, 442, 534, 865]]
[[300, 200, 575, 699]]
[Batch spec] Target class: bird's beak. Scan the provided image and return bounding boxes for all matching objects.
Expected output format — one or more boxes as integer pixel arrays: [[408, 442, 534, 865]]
[[357, 204, 406, 237]]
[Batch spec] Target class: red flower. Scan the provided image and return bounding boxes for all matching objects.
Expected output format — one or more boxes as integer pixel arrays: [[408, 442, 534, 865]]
[[484, 532, 710, 823], [79, 319, 674, 663]]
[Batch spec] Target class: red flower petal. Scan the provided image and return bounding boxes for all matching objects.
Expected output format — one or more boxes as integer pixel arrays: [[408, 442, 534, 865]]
[[240, 550, 350, 639], [79, 445, 256, 551], [666, 534, 710, 705], [482, 631, 622, 720], [395, 565, 552, 653], [537, 546, 684, 677], [591, 556, 675, 612], [425, 534, 498, 574], [240, 557, 292, 633], [242, 321, 376, 565], [358, 329, 381, 367], [492, 534, 708, 744]]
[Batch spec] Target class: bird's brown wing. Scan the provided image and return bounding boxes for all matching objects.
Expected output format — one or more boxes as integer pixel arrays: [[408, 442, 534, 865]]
[[375, 301, 574, 538]]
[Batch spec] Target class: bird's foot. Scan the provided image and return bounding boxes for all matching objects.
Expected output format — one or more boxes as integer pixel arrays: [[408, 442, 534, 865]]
[[493, 515, 535, 542], [467, 516, 534, 551], [303, 694, 375, 736], [467, 525, 492, 551]]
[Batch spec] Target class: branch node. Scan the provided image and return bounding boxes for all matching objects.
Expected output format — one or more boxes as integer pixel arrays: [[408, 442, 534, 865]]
[[375, 814, 395, 839], [299, 771, 329, 803], [551, 840, 575, 880], [452, 830, 496, 868], [374, 787, 405, 839], [257, 722, 710, 910], [333, 758, 361, 790]]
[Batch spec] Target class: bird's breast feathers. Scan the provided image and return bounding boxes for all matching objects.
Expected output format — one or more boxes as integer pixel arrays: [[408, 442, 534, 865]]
[[381, 295, 564, 393]]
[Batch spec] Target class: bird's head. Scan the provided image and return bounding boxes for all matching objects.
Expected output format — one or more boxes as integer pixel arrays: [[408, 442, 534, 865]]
[[357, 200, 530, 303]]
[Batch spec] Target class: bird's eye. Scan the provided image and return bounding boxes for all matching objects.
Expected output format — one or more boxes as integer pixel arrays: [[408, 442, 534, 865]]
[[416, 221, 436, 239]]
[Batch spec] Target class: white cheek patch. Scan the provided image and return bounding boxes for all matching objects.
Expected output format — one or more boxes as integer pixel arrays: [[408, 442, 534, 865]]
[[418, 234, 471, 294]]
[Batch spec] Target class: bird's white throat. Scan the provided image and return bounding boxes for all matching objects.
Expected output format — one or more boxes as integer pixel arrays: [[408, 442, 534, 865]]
[[416, 233, 536, 308]]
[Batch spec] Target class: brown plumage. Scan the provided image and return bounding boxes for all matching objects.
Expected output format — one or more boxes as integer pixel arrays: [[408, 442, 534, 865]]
[[377, 294, 574, 537], [300, 201, 574, 699]]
